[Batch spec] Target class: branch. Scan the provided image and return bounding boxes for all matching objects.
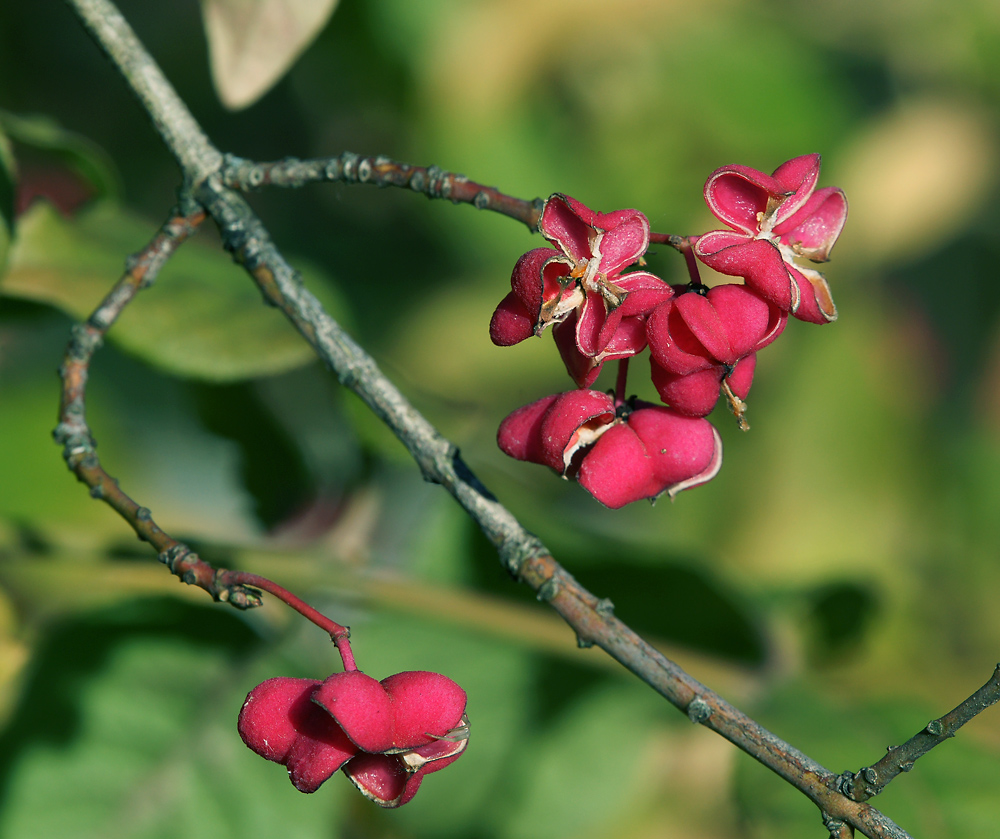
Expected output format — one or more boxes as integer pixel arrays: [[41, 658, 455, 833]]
[[221, 153, 544, 232], [52, 203, 263, 610], [198, 153, 914, 839], [515, 554, 908, 839], [841, 664, 1000, 801], [51, 203, 359, 667], [59, 2, 980, 836], [66, 0, 222, 181]]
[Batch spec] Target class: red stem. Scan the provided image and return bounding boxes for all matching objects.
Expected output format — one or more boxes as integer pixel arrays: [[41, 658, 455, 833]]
[[614, 358, 630, 406], [224, 571, 357, 671], [679, 238, 704, 286], [650, 233, 705, 286]]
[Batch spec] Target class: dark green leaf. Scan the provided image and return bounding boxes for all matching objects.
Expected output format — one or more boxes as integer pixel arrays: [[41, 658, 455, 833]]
[[0, 110, 120, 202], [1, 201, 351, 381], [0, 598, 343, 839], [735, 682, 1000, 839], [0, 121, 14, 278]]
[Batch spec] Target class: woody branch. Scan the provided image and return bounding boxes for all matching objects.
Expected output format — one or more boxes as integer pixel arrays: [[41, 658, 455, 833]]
[[61, 0, 996, 836]]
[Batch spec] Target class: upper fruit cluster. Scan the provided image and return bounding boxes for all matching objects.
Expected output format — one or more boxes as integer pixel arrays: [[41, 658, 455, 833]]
[[490, 155, 847, 507]]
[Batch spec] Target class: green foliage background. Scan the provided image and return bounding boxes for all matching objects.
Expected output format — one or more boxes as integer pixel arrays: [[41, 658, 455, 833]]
[[2, 0, 1000, 837]]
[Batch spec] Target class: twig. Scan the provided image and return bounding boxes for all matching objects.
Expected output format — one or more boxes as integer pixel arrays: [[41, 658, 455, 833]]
[[58, 1, 985, 835], [840, 664, 1000, 801], [824, 812, 855, 839], [53, 203, 204, 523], [66, 0, 221, 181], [221, 153, 544, 232], [158, 545, 357, 669], [50, 203, 357, 661], [52, 203, 261, 610], [198, 150, 914, 839], [516, 553, 908, 839]]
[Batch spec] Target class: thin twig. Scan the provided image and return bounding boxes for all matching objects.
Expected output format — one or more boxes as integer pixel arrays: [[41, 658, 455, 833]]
[[53, 203, 204, 527], [66, 0, 221, 181], [192, 179, 913, 839], [221, 153, 544, 232], [824, 812, 855, 839], [517, 552, 909, 839], [58, 2, 981, 836], [52, 203, 264, 610], [50, 205, 358, 656], [841, 664, 1000, 802]]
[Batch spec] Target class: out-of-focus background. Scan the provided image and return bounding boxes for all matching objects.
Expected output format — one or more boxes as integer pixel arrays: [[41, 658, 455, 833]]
[[2, 0, 1000, 836]]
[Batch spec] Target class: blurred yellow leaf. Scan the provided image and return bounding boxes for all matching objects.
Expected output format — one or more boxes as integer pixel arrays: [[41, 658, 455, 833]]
[[425, 0, 718, 119], [0, 583, 29, 730], [838, 97, 999, 263], [201, 0, 340, 110]]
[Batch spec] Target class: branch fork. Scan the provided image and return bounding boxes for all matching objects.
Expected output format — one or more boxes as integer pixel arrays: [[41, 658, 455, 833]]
[[55, 1, 999, 836]]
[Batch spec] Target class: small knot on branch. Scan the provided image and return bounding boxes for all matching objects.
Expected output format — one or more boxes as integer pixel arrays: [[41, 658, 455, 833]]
[[536, 577, 560, 602], [340, 152, 361, 182], [158, 545, 265, 610], [836, 770, 856, 797], [212, 569, 263, 610], [501, 536, 549, 580], [158, 543, 192, 571], [821, 811, 850, 839], [687, 696, 713, 724], [324, 158, 343, 180], [246, 164, 267, 188], [924, 719, 947, 737], [424, 165, 451, 199], [68, 322, 104, 358], [595, 598, 615, 618]]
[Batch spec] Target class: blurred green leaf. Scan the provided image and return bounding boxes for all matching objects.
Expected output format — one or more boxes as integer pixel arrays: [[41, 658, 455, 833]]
[[0, 120, 14, 278], [330, 609, 537, 838], [496, 683, 671, 839], [1, 200, 351, 381], [0, 110, 120, 202], [735, 681, 1000, 838], [0, 598, 343, 839], [189, 380, 316, 529], [803, 581, 880, 664]]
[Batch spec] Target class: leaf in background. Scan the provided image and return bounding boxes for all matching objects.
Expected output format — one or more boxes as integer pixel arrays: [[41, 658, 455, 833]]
[[334, 610, 537, 838], [1, 200, 350, 382], [0, 110, 121, 206], [201, 0, 340, 110], [838, 97, 1000, 264], [496, 683, 678, 839], [0, 121, 14, 278], [0, 579, 29, 733], [734, 682, 1000, 839], [0, 599, 344, 839]]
